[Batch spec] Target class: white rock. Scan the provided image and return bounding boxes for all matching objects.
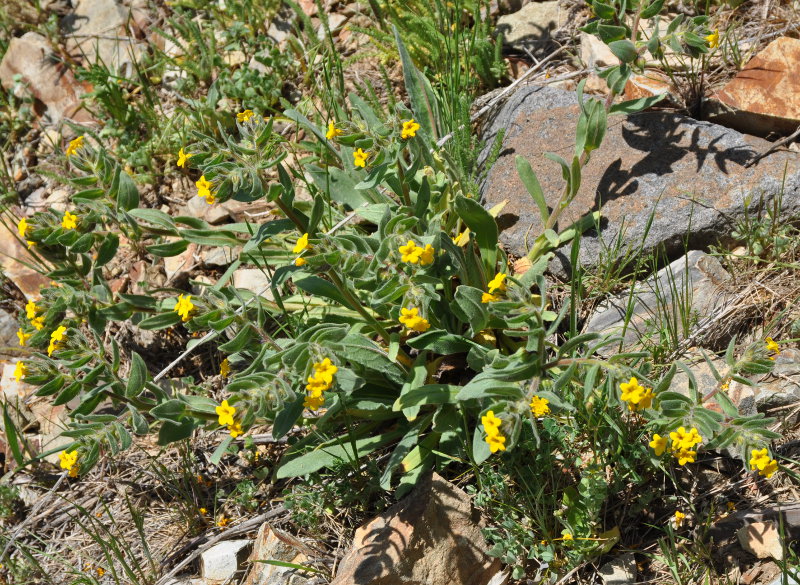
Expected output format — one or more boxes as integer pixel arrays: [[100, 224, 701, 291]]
[[738, 521, 783, 561], [580, 32, 619, 69], [200, 539, 252, 582], [497, 1, 567, 49], [233, 269, 275, 300], [599, 552, 637, 585]]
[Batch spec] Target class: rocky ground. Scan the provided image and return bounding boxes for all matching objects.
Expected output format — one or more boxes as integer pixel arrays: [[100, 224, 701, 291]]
[[1, 0, 800, 583]]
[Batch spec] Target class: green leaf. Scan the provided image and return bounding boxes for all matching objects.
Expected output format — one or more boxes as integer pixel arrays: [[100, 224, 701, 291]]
[[3, 404, 25, 466], [138, 312, 182, 330], [115, 168, 140, 211], [147, 239, 190, 258], [307, 164, 372, 209], [70, 233, 94, 254], [454, 195, 498, 272], [451, 286, 488, 335], [456, 378, 523, 401], [180, 228, 241, 247], [128, 404, 149, 434], [393, 384, 460, 409], [95, 233, 119, 266], [608, 39, 638, 63], [515, 156, 549, 223], [393, 25, 440, 140], [597, 24, 628, 43], [158, 418, 195, 445], [210, 435, 234, 465], [406, 330, 479, 355], [293, 275, 350, 307], [129, 208, 178, 231], [53, 382, 82, 406], [126, 352, 148, 398], [639, 0, 666, 19], [609, 94, 665, 115], [219, 325, 253, 353], [150, 399, 185, 421], [592, 0, 617, 19], [275, 429, 402, 478]]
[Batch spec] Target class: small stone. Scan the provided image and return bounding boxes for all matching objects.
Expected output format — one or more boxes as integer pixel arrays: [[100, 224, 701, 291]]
[[738, 521, 783, 561], [624, 70, 678, 103], [0, 32, 92, 124], [201, 246, 240, 268], [163, 240, 198, 284], [182, 196, 231, 224], [232, 269, 275, 300], [709, 37, 800, 137], [581, 32, 618, 69], [331, 473, 500, 585], [599, 552, 637, 585], [200, 539, 253, 582], [297, 0, 317, 16], [46, 187, 71, 212], [496, 2, 567, 57], [242, 524, 315, 585], [224, 50, 246, 67], [585, 252, 732, 354], [318, 14, 348, 39], [0, 225, 51, 299]]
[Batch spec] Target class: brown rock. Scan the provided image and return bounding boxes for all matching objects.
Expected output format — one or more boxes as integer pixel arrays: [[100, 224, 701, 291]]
[[624, 70, 677, 103], [331, 473, 501, 585], [243, 524, 315, 585], [480, 85, 800, 277], [738, 521, 783, 561], [709, 37, 800, 137], [0, 224, 51, 299], [0, 32, 92, 124]]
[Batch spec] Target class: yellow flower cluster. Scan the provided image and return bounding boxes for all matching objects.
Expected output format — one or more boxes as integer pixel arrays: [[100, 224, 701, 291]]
[[766, 337, 780, 359], [326, 121, 344, 140], [749, 448, 778, 478], [706, 29, 720, 49], [304, 358, 338, 411], [401, 119, 420, 139], [25, 299, 44, 330], [61, 211, 78, 230], [237, 109, 255, 122], [650, 427, 703, 465], [48, 325, 67, 356], [674, 510, 686, 528], [196, 175, 215, 205], [59, 449, 79, 477], [215, 399, 243, 437], [16, 328, 31, 346], [177, 147, 192, 168], [13, 361, 26, 382], [482, 272, 507, 303], [353, 148, 370, 168], [65, 135, 84, 157], [482, 410, 506, 453], [530, 395, 550, 417], [619, 377, 654, 411], [174, 294, 195, 322], [398, 240, 435, 265], [220, 358, 231, 378], [399, 307, 430, 333]]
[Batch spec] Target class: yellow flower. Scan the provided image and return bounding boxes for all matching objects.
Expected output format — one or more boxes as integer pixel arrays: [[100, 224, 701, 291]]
[[199, 507, 208, 515], [306, 374, 330, 394], [399, 240, 423, 263], [25, 300, 38, 320], [481, 410, 502, 431], [215, 399, 236, 426], [96, 568, 105, 577], [673, 447, 697, 466], [65, 135, 84, 157], [313, 358, 338, 384], [216, 515, 230, 527], [399, 307, 430, 333], [760, 458, 778, 478], [636, 387, 654, 410], [726, 501, 736, 512], [530, 395, 550, 417], [304, 392, 325, 411], [177, 147, 192, 168], [61, 211, 78, 230], [706, 29, 720, 49], [293, 233, 311, 254], [674, 510, 686, 528], [228, 421, 243, 438], [237, 109, 255, 122], [486, 432, 506, 453], [481, 292, 498, 304], [220, 358, 231, 377], [48, 325, 67, 356], [17, 217, 28, 238], [353, 148, 369, 168], [12, 361, 26, 382], [16, 328, 31, 346], [620, 377, 644, 402], [27, 240, 35, 249], [59, 449, 78, 471], [649, 433, 668, 456], [401, 119, 421, 139], [326, 121, 344, 140], [562, 533, 573, 541], [765, 337, 779, 355], [418, 244, 435, 266], [670, 426, 702, 451], [174, 294, 195, 322], [487, 272, 507, 294], [31, 316, 44, 330], [294, 257, 306, 266], [196, 175, 213, 199]]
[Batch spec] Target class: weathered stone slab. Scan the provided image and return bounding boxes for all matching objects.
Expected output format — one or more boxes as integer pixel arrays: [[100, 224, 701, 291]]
[[707, 37, 800, 138], [584, 251, 731, 354], [480, 85, 800, 277], [496, 2, 567, 57]]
